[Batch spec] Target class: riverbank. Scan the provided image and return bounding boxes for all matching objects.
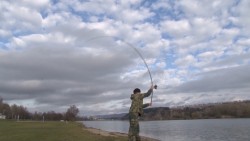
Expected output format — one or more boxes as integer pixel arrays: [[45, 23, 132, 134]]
[[83, 126, 160, 141], [0, 120, 159, 141], [0, 120, 127, 141]]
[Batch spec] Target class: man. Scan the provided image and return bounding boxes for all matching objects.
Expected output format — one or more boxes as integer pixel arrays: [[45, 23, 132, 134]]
[[128, 85, 155, 141]]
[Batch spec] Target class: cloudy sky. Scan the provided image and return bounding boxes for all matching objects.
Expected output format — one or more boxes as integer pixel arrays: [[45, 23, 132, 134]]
[[0, 0, 250, 116]]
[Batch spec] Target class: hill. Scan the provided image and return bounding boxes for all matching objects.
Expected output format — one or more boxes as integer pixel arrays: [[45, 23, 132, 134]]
[[91, 100, 250, 121]]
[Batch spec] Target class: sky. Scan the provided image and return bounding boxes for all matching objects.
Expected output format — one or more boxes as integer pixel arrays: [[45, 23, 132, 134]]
[[0, 0, 250, 116]]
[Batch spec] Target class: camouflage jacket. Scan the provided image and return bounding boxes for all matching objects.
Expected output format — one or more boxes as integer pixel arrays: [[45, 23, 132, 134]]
[[129, 88, 153, 116]]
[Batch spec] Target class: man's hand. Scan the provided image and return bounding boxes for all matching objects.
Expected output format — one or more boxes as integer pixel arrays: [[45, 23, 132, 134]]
[[150, 84, 157, 89]]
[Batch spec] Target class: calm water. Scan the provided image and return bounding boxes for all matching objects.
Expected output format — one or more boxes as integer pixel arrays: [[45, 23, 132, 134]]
[[83, 119, 250, 141]]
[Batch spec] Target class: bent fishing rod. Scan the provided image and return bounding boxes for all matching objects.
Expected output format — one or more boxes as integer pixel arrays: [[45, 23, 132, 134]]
[[84, 36, 157, 105]]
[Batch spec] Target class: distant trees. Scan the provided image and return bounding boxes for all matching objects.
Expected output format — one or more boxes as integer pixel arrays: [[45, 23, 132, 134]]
[[140, 100, 250, 120], [31, 111, 64, 121], [31, 105, 79, 121], [0, 97, 12, 119], [0, 98, 31, 119], [0, 97, 80, 121], [31, 105, 80, 121], [65, 105, 79, 121], [44, 111, 64, 121], [201, 101, 250, 118], [11, 104, 30, 119], [121, 100, 250, 121]]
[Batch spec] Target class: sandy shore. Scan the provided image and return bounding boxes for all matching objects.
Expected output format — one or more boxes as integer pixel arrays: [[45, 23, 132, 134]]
[[83, 127, 160, 141]]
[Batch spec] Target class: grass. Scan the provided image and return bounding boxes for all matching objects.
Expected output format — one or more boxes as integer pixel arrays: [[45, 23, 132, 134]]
[[0, 120, 127, 141]]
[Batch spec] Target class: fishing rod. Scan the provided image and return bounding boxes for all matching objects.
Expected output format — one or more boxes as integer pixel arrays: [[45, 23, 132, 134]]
[[84, 36, 157, 105]]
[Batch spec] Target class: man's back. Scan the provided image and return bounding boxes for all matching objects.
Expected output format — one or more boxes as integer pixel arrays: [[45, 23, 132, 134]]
[[129, 93, 144, 114]]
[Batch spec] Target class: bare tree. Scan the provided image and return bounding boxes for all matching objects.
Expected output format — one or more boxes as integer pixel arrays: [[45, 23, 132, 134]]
[[0, 96, 3, 104], [65, 105, 79, 121]]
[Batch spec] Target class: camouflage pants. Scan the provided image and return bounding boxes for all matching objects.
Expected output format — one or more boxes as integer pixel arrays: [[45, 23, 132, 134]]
[[128, 112, 141, 141]]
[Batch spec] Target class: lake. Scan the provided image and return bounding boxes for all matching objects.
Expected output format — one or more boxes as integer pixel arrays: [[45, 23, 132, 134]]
[[82, 119, 250, 141]]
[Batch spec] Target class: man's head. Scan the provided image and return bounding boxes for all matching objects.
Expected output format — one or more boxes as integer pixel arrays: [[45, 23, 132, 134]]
[[133, 88, 141, 94]]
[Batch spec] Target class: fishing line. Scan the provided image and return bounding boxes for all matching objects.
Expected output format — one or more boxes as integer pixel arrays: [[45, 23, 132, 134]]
[[84, 36, 155, 104]]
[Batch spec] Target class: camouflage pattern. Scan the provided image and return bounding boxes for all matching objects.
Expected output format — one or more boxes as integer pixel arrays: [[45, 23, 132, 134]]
[[128, 88, 152, 141], [129, 89, 152, 116], [128, 112, 140, 141]]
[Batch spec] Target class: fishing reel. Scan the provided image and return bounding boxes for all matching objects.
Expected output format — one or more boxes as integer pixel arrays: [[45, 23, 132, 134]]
[[154, 85, 157, 89]]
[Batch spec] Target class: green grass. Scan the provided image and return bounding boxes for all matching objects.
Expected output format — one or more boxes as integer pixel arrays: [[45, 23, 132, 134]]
[[0, 120, 127, 141]]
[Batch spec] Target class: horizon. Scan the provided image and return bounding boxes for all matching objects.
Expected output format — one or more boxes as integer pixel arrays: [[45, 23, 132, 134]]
[[2, 97, 249, 117]]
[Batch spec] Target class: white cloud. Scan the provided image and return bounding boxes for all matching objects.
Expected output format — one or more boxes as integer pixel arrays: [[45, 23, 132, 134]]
[[0, 29, 11, 38], [19, 0, 50, 9], [152, 0, 170, 10], [156, 61, 166, 69], [120, 8, 154, 24], [161, 20, 191, 37], [190, 18, 221, 40], [197, 51, 224, 67], [172, 36, 196, 55], [177, 0, 236, 18], [234, 0, 250, 35], [237, 38, 250, 46], [0, 1, 43, 31], [8, 33, 75, 49], [175, 54, 196, 68]]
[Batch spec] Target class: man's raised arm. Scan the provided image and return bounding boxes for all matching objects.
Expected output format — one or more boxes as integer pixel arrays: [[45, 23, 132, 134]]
[[143, 85, 154, 98]]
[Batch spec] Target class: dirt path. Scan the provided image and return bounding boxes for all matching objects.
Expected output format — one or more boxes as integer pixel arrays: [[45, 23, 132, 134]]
[[83, 127, 160, 141]]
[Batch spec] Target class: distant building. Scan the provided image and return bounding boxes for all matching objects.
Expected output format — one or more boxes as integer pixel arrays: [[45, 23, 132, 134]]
[[0, 113, 6, 119]]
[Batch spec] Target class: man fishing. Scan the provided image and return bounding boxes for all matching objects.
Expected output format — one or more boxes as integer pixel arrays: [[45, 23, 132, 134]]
[[128, 84, 157, 141]]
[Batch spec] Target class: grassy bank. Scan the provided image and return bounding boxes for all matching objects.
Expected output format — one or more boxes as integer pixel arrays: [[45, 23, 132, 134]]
[[0, 120, 127, 141]]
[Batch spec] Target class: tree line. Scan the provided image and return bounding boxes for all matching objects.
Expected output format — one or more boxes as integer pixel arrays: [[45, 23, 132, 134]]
[[142, 100, 250, 120], [120, 100, 250, 120], [0, 97, 79, 121]]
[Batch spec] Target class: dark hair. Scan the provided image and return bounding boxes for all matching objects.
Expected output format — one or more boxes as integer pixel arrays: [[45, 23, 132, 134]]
[[133, 88, 141, 94]]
